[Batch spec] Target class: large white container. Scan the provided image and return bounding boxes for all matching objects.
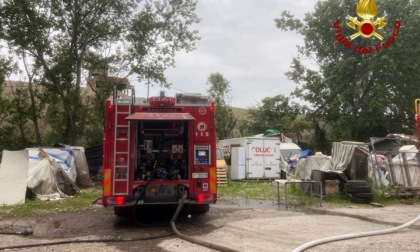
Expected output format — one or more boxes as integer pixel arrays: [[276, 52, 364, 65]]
[[220, 137, 284, 179], [230, 147, 246, 180]]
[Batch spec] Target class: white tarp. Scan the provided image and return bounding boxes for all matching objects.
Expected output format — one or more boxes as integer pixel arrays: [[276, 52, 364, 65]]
[[0, 147, 86, 205], [71, 147, 93, 188], [296, 154, 332, 180], [0, 150, 29, 205], [391, 145, 420, 187], [331, 141, 369, 171], [28, 148, 77, 183], [27, 158, 66, 200], [296, 142, 368, 181]]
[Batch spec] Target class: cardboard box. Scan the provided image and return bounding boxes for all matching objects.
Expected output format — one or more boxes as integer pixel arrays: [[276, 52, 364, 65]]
[[325, 180, 339, 195]]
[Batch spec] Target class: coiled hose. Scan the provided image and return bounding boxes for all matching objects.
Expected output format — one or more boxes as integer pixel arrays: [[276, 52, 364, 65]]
[[292, 213, 420, 252], [171, 195, 239, 252]]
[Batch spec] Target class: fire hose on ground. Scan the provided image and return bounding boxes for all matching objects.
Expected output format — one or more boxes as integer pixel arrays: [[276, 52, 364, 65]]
[[2, 195, 417, 251], [0, 232, 174, 251], [292, 213, 420, 252], [171, 194, 239, 252], [0, 195, 237, 252]]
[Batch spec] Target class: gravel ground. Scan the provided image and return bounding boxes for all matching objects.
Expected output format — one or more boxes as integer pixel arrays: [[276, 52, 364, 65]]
[[0, 198, 419, 252]]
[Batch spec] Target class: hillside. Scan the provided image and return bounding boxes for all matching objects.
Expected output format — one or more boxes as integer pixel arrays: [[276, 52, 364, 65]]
[[231, 107, 249, 122]]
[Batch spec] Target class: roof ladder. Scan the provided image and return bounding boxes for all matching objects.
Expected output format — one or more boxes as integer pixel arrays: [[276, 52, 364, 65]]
[[112, 86, 134, 195]]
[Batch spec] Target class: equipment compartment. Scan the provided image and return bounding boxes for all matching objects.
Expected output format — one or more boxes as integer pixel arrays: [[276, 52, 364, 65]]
[[134, 120, 189, 181]]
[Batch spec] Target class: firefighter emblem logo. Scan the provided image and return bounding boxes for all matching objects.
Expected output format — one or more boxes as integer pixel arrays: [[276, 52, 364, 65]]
[[347, 0, 386, 40], [197, 122, 207, 132], [333, 0, 400, 54]]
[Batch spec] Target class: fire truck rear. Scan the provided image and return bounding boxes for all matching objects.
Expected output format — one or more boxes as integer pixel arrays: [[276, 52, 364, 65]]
[[102, 87, 217, 215]]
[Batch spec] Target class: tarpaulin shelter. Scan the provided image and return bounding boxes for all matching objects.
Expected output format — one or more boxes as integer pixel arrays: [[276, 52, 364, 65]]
[[295, 141, 369, 195], [0, 147, 92, 205], [297, 142, 369, 179], [330, 141, 369, 180], [28, 147, 92, 188]]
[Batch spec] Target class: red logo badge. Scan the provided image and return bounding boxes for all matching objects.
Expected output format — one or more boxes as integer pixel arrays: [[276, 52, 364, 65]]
[[333, 0, 401, 54]]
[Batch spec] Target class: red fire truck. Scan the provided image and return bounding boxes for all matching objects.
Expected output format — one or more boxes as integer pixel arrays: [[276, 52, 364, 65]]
[[102, 87, 217, 215]]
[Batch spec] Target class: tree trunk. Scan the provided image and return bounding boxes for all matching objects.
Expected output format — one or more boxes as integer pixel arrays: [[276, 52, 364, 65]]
[[28, 79, 42, 145], [22, 52, 43, 145]]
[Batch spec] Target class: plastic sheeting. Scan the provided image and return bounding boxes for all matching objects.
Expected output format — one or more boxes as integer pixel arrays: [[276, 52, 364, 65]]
[[391, 145, 420, 187], [296, 155, 331, 180], [27, 158, 67, 200], [72, 147, 93, 188], [331, 142, 369, 171], [296, 142, 369, 181], [27, 147, 92, 188], [28, 148, 77, 183], [368, 154, 390, 186], [0, 147, 90, 204], [0, 150, 29, 205]]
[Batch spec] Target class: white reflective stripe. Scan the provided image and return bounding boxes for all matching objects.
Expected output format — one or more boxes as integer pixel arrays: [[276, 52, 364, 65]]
[[192, 172, 208, 179]]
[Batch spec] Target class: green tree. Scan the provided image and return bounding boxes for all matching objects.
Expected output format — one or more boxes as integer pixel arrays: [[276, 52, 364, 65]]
[[0, 57, 12, 84], [292, 119, 312, 143], [276, 0, 420, 145], [4, 84, 32, 147], [0, 0, 200, 146], [206, 72, 237, 140], [0, 57, 16, 150], [126, 0, 200, 85], [236, 119, 251, 138], [21, 51, 43, 145], [247, 95, 306, 136]]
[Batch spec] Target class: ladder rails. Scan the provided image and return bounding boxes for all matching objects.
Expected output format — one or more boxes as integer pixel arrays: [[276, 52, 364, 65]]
[[112, 86, 135, 195]]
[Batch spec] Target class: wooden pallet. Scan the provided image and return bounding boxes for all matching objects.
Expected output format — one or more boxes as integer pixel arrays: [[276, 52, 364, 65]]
[[217, 166, 228, 186]]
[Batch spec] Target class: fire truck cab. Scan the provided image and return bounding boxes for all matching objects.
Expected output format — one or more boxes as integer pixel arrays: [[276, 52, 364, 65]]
[[102, 87, 217, 215]]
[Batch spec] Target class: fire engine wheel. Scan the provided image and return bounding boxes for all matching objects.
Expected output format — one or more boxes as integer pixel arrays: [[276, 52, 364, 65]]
[[114, 206, 134, 217], [188, 204, 210, 214]]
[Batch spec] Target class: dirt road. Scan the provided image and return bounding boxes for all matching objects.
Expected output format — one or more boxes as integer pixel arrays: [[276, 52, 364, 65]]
[[0, 197, 419, 251]]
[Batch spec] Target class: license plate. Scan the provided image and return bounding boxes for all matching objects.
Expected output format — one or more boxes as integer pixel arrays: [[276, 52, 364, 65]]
[[192, 172, 208, 179]]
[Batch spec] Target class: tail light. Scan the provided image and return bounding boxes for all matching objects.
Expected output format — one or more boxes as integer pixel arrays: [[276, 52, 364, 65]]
[[106, 196, 126, 205], [196, 194, 205, 203]]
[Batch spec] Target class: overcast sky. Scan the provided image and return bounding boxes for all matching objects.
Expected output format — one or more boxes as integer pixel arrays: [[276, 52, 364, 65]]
[[132, 0, 316, 108]]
